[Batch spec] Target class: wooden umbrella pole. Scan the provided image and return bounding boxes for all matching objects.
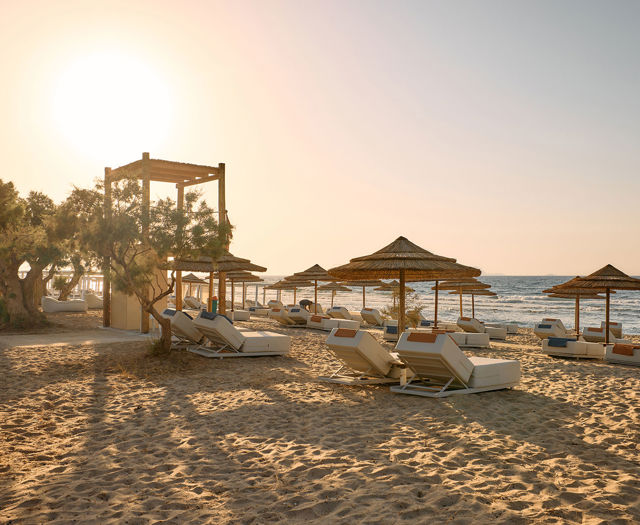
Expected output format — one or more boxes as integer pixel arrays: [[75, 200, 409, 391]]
[[242, 283, 246, 310], [459, 289, 463, 317], [294, 288, 297, 304], [208, 272, 214, 311], [399, 270, 406, 337], [231, 280, 235, 311], [434, 280, 439, 329], [262, 287, 266, 305], [472, 294, 475, 318], [314, 280, 318, 314], [332, 290, 335, 308], [575, 296, 579, 335], [362, 286, 366, 309], [605, 288, 610, 344]]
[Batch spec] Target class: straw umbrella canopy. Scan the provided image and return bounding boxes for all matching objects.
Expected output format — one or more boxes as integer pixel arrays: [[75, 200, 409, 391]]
[[285, 264, 337, 313], [328, 236, 481, 336], [181, 273, 207, 298], [374, 280, 415, 308], [555, 265, 640, 343], [318, 282, 352, 308], [447, 288, 497, 318], [341, 279, 384, 309], [170, 252, 267, 314], [224, 271, 264, 310], [432, 279, 491, 317], [266, 279, 313, 305]]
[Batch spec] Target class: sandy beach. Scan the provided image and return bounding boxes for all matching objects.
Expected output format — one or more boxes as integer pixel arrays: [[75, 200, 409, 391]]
[[1, 313, 639, 524]]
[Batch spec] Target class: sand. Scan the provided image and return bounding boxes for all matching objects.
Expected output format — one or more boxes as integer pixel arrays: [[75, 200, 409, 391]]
[[1, 312, 639, 524]]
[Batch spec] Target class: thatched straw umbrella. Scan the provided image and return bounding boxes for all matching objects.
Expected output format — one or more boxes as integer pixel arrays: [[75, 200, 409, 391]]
[[448, 288, 497, 318], [266, 279, 313, 305], [285, 265, 337, 313], [374, 280, 415, 308], [555, 265, 640, 344], [181, 273, 207, 298], [318, 282, 352, 308], [328, 237, 481, 336], [170, 252, 266, 314], [433, 279, 491, 317], [225, 271, 264, 310], [543, 276, 611, 338], [341, 280, 384, 309]]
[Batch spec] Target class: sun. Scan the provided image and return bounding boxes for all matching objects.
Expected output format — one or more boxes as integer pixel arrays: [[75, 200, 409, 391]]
[[52, 50, 173, 160]]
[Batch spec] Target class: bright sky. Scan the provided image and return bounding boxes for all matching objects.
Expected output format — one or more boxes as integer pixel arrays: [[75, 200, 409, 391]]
[[2, 1, 639, 275]]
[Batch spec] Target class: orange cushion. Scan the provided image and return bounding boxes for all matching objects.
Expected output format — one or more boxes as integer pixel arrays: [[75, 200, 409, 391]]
[[407, 332, 437, 343], [334, 328, 357, 338]]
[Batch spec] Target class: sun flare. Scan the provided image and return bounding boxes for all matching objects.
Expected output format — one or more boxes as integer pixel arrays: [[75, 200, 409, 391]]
[[51, 50, 173, 160]]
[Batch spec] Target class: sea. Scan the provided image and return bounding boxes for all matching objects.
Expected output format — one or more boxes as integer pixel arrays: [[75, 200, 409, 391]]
[[242, 276, 640, 334]]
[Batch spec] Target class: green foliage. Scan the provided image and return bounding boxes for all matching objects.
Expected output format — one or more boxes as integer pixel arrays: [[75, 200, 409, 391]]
[[380, 290, 426, 328], [53, 276, 69, 292], [0, 297, 8, 324]]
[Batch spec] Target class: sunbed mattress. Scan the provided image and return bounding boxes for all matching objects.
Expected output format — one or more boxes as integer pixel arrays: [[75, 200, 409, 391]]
[[241, 331, 290, 353], [467, 357, 521, 388], [326, 329, 393, 376]]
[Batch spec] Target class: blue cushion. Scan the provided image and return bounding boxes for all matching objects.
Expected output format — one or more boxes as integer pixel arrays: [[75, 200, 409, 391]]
[[386, 325, 398, 334], [290, 308, 301, 312], [420, 320, 432, 327], [547, 337, 576, 348], [537, 324, 552, 329], [198, 311, 232, 324], [162, 308, 176, 317]]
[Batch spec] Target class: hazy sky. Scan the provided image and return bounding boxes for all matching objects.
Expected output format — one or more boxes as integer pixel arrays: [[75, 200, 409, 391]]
[[2, 1, 639, 275]]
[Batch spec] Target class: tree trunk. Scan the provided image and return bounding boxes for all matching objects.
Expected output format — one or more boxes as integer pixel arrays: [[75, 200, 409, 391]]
[[58, 267, 83, 301], [145, 302, 172, 353], [22, 264, 46, 317], [3, 272, 33, 327]]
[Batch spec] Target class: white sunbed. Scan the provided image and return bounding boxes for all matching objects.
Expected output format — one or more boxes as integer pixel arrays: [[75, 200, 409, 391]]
[[604, 343, 640, 366], [41, 296, 88, 313], [360, 308, 384, 326], [390, 331, 521, 398], [383, 320, 400, 341], [533, 318, 571, 340], [327, 306, 356, 321], [161, 309, 205, 346], [307, 314, 359, 331], [287, 306, 311, 324], [581, 326, 628, 344], [229, 310, 251, 321], [410, 329, 490, 349], [81, 291, 103, 309], [268, 308, 298, 326], [321, 328, 415, 385], [248, 306, 269, 317], [542, 337, 604, 359], [309, 303, 324, 314], [267, 300, 284, 309], [184, 296, 207, 310], [191, 311, 290, 358], [457, 317, 507, 341], [601, 321, 623, 339]]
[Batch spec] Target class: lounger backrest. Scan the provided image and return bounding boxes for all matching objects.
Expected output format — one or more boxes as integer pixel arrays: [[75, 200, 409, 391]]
[[601, 321, 622, 338], [170, 310, 204, 343], [542, 318, 567, 332], [269, 308, 296, 325], [328, 306, 351, 319], [360, 308, 383, 325], [457, 317, 485, 333], [193, 311, 246, 349], [395, 332, 474, 385], [326, 328, 393, 376], [288, 306, 310, 320], [268, 300, 284, 309]]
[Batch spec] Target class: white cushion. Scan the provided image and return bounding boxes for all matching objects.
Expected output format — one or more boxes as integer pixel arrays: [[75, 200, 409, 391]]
[[457, 317, 485, 333], [467, 357, 521, 388], [230, 310, 250, 321], [193, 314, 246, 350], [327, 306, 352, 320], [360, 308, 384, 326], [326, 329, 394, 376], [240, 331, 290, 353], [485, 326, 507, 340], [41, 296, 88, 313]]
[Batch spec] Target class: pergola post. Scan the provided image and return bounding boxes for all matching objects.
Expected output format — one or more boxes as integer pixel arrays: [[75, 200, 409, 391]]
[[103, 167, 112, 327], [140, 152, 151, 333], [208, 272, 214, 311], [605, 288, 611, 344], [575, 296, 580, 335], [472, 294, 475, 318]]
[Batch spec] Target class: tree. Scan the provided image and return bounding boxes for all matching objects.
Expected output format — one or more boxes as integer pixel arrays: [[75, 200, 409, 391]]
[[0, 180, 64, 327], [381, 290, 426, 328], [82, 176, 231, 352]]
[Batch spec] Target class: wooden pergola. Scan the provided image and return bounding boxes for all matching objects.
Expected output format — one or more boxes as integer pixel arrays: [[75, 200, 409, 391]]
[[103, 152, 228, 331]]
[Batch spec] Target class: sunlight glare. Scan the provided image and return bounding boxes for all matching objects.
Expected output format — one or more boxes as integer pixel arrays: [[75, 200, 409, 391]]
[[52, 50, 173, 160]]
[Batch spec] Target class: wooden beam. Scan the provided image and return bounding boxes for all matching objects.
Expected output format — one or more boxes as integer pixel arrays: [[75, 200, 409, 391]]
[[107, 160, 143, 181], [176, 174, 220, 188], [150, 159, 218, 174], [217, 163, 227, 314]]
